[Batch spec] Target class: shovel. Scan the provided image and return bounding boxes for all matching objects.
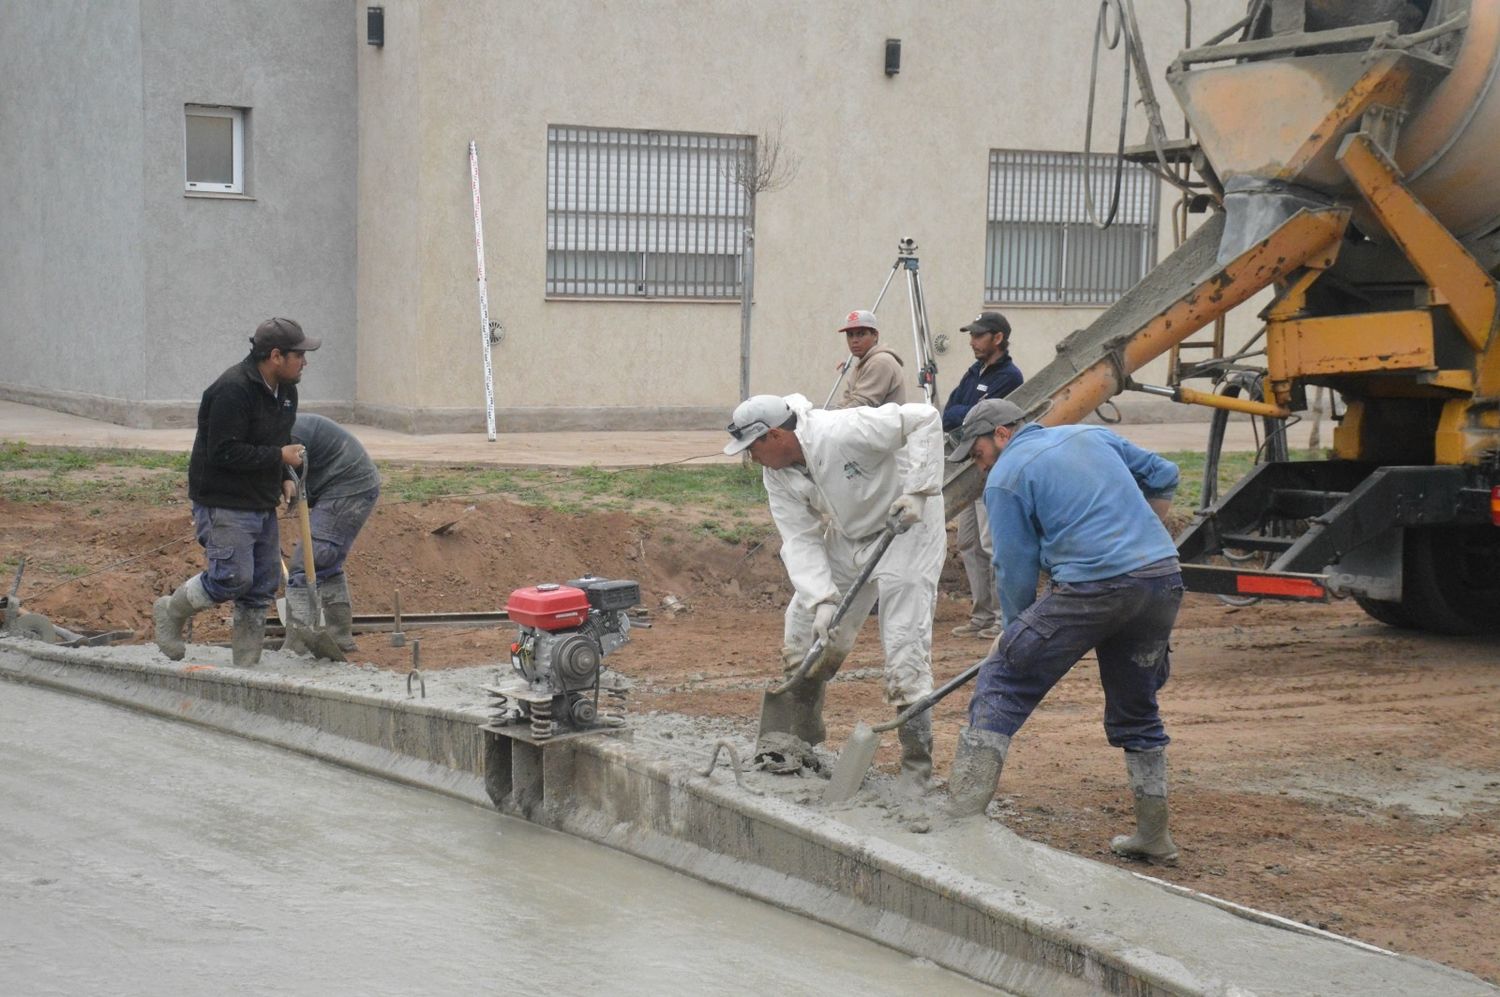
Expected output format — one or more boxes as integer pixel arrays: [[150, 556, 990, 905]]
[[286, 463, 346, 662], [757, 525, 898, 741], [822, 658, 986, 804]]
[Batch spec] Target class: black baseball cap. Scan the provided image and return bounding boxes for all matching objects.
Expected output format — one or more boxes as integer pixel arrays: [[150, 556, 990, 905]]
[[960, 311, 1011, 336], [251, 317, 322, 352]]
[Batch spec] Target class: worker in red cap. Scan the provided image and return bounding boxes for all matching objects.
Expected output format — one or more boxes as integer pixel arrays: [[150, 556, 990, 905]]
[[832, 309, 906, 409]]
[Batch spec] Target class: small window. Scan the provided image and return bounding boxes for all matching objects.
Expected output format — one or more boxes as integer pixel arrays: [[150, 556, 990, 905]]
[[184, 105, 245, 194], [984, 149, 1159, 306], [546, 125, 753, 299]]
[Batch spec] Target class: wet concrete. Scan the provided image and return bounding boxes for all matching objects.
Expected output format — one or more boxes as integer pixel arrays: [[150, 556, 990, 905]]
[[0, 679, 998, 996], [2, 638, 1493, 996]]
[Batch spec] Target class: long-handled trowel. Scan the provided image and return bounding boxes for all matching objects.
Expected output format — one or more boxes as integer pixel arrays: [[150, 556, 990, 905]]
[[757, 525, 899, 740], [823, 657, 987, 804], [285, 463, 346, 662]]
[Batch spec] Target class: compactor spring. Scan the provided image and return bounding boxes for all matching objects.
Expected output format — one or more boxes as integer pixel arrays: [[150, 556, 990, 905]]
[[488, 691, 510, 725], [603, 686, 628, 726], [530, 700, 553, 741]]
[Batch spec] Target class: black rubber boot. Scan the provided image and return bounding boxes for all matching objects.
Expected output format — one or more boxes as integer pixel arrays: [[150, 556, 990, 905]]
[[1109, 748, 1179, 865], [230, 603, 267, 668], [894, 708, 934, 794], [152, 574, 213, 661], [946, 725, 1011, 817], [319, 574, 357, 652]]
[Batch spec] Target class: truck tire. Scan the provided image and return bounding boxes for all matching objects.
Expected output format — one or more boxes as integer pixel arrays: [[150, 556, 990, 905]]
[[1352, 595, 1416, 630], [1399, 525, 1500, 636]]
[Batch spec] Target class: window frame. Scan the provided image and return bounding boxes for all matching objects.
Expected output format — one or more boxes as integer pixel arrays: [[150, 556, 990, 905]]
[[983, 148, 1160, 307], [545, 124, 753, 301], [184, 105, 245, 195]]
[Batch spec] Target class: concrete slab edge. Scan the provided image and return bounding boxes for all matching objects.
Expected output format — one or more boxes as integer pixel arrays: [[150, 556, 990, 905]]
[[2, 642, 1490, 996]]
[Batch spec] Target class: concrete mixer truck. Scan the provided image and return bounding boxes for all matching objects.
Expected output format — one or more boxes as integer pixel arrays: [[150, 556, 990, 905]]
[[943, 0, 1500, 634]]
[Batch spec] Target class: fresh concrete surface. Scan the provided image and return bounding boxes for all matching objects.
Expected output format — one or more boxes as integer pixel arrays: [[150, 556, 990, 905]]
[[0, 398, 1335, 467], [1, 637, 1490, 996]]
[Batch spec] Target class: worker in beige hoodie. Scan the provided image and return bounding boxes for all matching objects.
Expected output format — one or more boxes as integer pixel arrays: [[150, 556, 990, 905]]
[[832, 309, 906, 409]]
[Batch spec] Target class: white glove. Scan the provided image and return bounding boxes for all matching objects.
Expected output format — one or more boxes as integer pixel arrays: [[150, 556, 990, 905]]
[[812, 603, 838, 642], [887, 494, 925, 532]]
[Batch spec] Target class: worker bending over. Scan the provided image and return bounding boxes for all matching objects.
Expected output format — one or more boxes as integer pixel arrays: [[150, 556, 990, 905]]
[[946, 398, 1184, 864], [283, 413, 381, 654], [724, 394, 944, 790]]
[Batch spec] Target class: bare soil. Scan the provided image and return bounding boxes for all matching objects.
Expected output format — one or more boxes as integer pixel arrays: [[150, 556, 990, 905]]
[[4, 489, 1497, 983]]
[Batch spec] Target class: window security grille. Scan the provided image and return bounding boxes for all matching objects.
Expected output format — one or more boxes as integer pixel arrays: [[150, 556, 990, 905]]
[[985, 150, 1159, 306], [546, 125, 753, 299]]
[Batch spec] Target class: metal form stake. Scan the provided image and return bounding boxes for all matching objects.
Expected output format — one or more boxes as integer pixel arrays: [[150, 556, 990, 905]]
[[468, 140, 498, 442], [389, 589, 406, 647]]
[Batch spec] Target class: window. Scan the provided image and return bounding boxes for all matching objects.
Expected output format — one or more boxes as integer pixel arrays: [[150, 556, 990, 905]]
[[184, 105, 245, 194], [985, 150, 1159, 306], [546, 125, 753, 299]]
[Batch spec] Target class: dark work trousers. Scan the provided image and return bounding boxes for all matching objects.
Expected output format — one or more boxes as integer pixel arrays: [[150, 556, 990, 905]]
[[191, 505, 281, 609], [968, 570, 1184, 751], [287, 486, 380, 587]]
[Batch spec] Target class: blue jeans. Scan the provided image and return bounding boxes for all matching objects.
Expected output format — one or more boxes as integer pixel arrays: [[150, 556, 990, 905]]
[[288, 486, 379, 587], [968, 570, 1184, 751], [191, 504, 281, 609]]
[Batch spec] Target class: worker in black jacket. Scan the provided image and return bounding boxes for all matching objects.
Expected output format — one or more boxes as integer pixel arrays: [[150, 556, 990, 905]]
[[942, 311, 1024, 640], [154, 318, 320, 666]]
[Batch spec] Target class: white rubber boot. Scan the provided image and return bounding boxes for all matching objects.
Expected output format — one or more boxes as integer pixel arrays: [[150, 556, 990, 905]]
[[895, 708, 934, 794], [152, 574, 214, 661], [946, 726, 1011, 817], [1110, 748, 1179, 865]]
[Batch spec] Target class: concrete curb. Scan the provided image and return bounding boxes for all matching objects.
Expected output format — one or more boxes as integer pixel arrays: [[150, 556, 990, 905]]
[[2, 641, 1493, 996]]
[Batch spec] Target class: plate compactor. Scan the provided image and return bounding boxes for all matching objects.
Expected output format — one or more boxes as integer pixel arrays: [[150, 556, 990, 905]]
[[482, 576, 638, 743]]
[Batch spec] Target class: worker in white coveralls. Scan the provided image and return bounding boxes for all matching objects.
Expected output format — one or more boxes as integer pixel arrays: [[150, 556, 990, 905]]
[[723, 393, 946, 791]]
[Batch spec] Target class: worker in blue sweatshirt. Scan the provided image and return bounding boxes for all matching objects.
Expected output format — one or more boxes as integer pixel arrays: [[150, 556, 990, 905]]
[[943, 398, 1184, 866]]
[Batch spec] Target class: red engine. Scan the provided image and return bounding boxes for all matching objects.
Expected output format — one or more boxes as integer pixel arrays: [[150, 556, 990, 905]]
[[506, 583, 591, 631]]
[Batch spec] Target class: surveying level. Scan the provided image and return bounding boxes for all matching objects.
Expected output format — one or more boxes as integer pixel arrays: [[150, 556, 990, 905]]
[[825, 237, 941, 407]]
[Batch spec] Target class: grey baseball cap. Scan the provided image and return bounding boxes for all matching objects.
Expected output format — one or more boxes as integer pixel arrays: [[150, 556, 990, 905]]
[[723, 394, 793, 455], [947, 398, 1028, 462]]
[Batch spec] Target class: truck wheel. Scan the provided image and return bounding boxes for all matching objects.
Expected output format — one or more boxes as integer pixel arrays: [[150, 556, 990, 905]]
[[1352, 595, 1416, 630], [1401, 525, 1500, 635]]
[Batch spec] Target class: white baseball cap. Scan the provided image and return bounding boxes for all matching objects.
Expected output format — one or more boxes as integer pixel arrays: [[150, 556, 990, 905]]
[[723, 394, 793, 455]]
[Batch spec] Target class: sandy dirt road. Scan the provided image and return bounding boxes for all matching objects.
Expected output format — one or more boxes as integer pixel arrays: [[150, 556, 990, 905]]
[[4, 489, 1497, 983]]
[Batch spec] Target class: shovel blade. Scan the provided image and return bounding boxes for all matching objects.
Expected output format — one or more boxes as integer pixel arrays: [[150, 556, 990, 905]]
[[287, 624, 347, 662], [823, 723, 882, 804]]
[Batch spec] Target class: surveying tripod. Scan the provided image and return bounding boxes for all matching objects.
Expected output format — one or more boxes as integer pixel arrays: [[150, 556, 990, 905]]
[[825, 238, 940, 407]]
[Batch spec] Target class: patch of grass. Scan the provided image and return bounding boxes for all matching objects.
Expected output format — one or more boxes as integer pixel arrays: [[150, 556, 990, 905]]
[[0, 441, 186, 473], [1165, 448, 1328, 512], [376, 460, 767, 522]]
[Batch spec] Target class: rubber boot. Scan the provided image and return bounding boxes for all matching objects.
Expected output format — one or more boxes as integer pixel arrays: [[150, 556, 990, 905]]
[[152, 574, 214, 661], [894, 708, 934, 794], [281, 586, 312, 655], [319, 574, 357, 652], [1109, 748, 1179, 865], [946, 726, 1011, 817], [230, 604, 267, 668]]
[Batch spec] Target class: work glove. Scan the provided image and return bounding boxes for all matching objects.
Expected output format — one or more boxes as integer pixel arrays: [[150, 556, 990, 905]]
[[887, 494, 925, 532], [812, 602, 838, 643]]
